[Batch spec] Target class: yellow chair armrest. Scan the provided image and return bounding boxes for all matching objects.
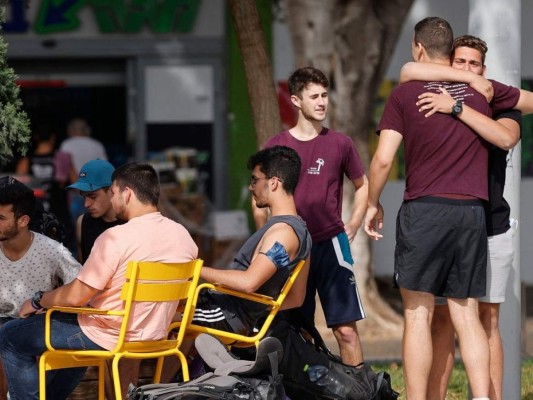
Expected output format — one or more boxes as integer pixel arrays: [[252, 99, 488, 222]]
[[44, 306, 124, 351], [47, 306, 123, 316], [195, 283, 277, 306]]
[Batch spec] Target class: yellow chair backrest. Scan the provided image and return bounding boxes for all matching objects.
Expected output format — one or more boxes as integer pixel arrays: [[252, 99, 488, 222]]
[[39, 259, 204, 400], [122, 260, 200, 302]]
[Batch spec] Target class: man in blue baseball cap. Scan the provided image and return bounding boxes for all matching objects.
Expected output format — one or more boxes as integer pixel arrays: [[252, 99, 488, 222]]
[[68, 159, 124, 263], [68, 159, 128, 398]]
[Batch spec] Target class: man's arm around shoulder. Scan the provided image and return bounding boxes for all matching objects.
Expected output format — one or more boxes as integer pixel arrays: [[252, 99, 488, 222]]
[[515, 89, 533, 115]]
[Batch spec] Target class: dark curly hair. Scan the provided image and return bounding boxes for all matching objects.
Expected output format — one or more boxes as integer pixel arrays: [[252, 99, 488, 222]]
[[247, 146, 301, 195], [288, 67, 329, 98]]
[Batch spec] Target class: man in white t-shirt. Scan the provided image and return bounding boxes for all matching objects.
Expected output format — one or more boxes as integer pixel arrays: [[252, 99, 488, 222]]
[[0, 163, 198, 399], [59, 118, 107, 174], [0, 176, 81, 400]]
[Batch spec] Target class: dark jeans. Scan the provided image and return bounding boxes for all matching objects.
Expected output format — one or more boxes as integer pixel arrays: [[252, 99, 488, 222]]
[[0, 312, 103, 400]]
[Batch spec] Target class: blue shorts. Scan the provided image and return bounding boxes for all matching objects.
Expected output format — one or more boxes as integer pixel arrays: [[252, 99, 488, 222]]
[[300, 232, 366, 327]]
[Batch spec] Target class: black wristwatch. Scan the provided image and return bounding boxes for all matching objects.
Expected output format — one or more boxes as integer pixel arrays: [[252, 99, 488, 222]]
[[31, 291, 44, 310], [451, 100, 463, 117]]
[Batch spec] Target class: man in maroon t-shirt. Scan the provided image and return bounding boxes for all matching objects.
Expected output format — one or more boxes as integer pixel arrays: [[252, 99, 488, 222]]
[[399, 35, 533, 400], [364, 17, 519, 400], [255, 67, 369, 367]]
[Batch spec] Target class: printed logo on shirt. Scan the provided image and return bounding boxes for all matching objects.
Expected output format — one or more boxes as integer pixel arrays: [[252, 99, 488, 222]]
[[423, 81, 472, 102], [307, 158, 324, 175]]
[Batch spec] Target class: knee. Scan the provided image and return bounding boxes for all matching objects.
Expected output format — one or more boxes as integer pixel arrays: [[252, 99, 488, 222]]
[[333, 323, 359, 343], [431, 306, 452, 334], [479, 304, 499, 334]]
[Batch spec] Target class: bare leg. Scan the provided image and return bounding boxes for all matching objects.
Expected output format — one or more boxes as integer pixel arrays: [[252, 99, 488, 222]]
[[159, 337, 196, 383], [427, 304, 455, 400], [104, 359, 141, 400], [400, 288, 435, 400], [479, 302, 503, 400], [332, 321, 364, 366], [447, 297, 489, 398]]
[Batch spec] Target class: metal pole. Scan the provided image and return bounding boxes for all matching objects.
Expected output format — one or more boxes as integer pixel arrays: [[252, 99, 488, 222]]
[[469, 1, 522, 398]]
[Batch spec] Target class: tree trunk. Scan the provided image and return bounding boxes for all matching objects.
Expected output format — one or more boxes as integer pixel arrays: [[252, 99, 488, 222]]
[[229, 0, 282, 146], [285, 0, 414, 333]]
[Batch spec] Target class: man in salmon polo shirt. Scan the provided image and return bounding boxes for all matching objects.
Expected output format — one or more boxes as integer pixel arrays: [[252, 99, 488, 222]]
[[0, 162, 198, 400]]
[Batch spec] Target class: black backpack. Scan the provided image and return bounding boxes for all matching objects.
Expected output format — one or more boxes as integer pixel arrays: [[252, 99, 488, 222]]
[[267, 312, 399, 400], [30, 200, 67, 244], [127, 334, 285, 400]]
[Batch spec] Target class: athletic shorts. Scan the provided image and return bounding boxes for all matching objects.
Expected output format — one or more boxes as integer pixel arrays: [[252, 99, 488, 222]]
[[480, 228, 515, 303], [394, 197, 487, 299], [192, 291, 239, 333], [300, 232, 366, 327]]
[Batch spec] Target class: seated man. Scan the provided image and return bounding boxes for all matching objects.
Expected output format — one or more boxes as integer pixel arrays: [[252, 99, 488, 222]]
[[0, 177, 81, 400], [193, 145, 311, 334], [67, 159, 124, 263], [162, 145, 311, 381], [0, 163, 198, 400]]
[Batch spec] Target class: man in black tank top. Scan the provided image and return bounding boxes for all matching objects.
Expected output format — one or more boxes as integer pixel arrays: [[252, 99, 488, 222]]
[[67, 159, 124, 263]]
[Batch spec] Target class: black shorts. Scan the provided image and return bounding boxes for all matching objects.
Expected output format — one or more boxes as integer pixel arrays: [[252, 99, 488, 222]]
[[394, 196, 487, 298]]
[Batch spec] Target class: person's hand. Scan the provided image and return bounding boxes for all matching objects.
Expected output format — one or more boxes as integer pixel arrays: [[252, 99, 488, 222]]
[[416, 87, 456, 117], [364, 203, 384, 240], [344, 221, 360, 243], [19, 299, 38, 318], [469, 74, 494, 102]]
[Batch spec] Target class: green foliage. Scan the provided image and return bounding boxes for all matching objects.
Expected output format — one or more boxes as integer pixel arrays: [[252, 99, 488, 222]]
[[373, 358, 533, 399], [0, 7, 31, 165]]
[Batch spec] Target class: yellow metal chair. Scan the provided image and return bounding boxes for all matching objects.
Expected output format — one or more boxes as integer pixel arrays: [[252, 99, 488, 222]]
[[38, 259, 203, 400], [174, 259, 306, 348]]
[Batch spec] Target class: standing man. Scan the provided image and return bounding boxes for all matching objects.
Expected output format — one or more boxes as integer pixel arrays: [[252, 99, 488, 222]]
[[60, 118, 107, 176], [0, 177, 81, 400], [67, 159, 124, 263], [401, 34, 532, 400], [364, 17, 520, 400], [0, 163, 198, 399], [255, 67, 368, 366]]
